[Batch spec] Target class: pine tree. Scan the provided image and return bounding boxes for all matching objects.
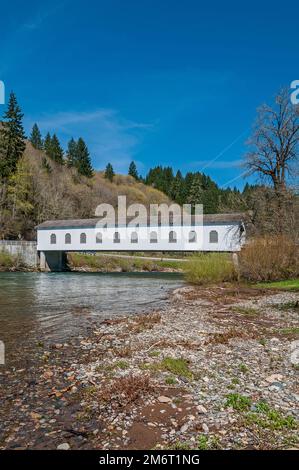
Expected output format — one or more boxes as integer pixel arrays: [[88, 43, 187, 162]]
[[66, 138, 77, 167], [104, 163, 114, 182], [128, 161, 138, 180], [0, 92, 26, 179], [75, 137, 93, 177], [187, 174, 203, 209], [50, 134, 64, 164], [30, 124, 43, 150], [44, 133, 52, 158], [170, 170, 185, 204]]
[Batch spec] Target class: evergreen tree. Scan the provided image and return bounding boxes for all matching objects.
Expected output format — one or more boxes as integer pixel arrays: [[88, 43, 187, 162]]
[[66, 138, 77, 167], [44, 133, 52, 158], [0, 92, 26, 179], [50, 134, 64, 164], [30, 124, 43, 150], [104, 163, 114, 182], [128, 161, 138, 180], [75, 137, 93, 177], [187, 174, 203, 209], [170, 170, 185, 205]]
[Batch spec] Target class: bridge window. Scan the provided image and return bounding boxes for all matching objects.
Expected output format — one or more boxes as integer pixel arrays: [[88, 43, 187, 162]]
[[209, 230, 218, 244], [96, 232, 102, 243], [65, 233, 71, 244], [150, 231, 158, 243], [189, 230, 197, 243], [50, 233, 56, 244], [80, 233, 87, 244], [131, 232, 138, 243], [113, 232, 120, 243], [169, 230, 177, 243]]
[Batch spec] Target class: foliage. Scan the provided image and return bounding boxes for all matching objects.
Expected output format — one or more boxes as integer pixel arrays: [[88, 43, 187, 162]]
[[224, 393, 252, 411], [159, 357, 193, 379], [239, 236, 299, 281], [66, 137, 93, 177], [0, 92, 26, 179], [104, 162, 115, 182], [184, 253, 236, 284], [128, 160, 138, 179], [255, 279, 299, 291], [29, 124, 43, 150], [246, 401, 297, 430]]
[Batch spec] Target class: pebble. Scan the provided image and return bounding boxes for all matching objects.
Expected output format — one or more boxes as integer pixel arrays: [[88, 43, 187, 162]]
[[57, 443, 70, 450], [157, 396, 172, 403]]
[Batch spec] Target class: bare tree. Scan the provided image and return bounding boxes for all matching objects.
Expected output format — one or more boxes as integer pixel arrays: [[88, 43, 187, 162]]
[[245, 88, 299, 193]]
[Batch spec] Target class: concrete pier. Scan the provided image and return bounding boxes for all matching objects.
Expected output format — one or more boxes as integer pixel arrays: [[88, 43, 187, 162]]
[[39, 251, 67, 272]]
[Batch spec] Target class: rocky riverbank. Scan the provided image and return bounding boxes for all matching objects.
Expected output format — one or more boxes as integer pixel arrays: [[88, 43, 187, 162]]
[[0, 285, 298, 450]]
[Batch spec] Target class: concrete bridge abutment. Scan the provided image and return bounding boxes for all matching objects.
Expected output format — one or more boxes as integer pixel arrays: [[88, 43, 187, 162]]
[[39, 251, 68, 272]]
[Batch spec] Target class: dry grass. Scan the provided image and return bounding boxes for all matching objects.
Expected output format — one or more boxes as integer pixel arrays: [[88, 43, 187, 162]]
[[100, 374, 152, 407], [205, 328, 248, 345], [240, 236, 299, 282], [128, 312, 161, 333]]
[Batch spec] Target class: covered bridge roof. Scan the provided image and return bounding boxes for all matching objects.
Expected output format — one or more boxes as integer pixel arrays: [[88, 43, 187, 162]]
[[36, 213, 247, 230]]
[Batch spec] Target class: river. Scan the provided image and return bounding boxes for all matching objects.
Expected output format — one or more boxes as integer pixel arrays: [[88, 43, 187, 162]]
[[0, 272, 183, 364]]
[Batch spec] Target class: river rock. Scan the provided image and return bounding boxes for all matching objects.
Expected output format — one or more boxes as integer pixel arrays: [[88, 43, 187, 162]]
[[157, 396, 171, 403], [196, 405, 207, 414], [57, 443, 70, 450]]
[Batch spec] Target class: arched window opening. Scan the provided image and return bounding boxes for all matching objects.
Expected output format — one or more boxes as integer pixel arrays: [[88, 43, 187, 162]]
[[209, 230, 218, 244], [80, 233, 87, 244], [131, 232, 138, 243], [96, 232, 102, 243], [189, 230, 197, 243], [169, 230, 177, 243], [50, 233, 56, 244], [114, 232, 120, 243], [65, 233, 71, 244], [150, 231, 158, 243]]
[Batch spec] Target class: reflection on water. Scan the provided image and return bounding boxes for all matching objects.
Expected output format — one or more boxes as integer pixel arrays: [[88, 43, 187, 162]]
[[0, 272, 183, 351]]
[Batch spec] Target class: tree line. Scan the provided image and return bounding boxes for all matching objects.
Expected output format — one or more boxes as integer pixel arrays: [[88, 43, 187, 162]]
[[0, 88, 298, 239]]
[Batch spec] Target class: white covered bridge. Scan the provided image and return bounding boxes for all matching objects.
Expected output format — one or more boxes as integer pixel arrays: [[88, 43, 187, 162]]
[[36, 213, 246, 271]]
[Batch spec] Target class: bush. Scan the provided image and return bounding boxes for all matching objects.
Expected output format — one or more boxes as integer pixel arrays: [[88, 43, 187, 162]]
[[0, 250, 25, 270], [184, 253, 237, 285], [239, 236, 299, 282]]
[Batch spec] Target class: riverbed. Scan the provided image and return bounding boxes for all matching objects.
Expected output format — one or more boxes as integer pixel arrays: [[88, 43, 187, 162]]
[[0, 272, 183, 364]]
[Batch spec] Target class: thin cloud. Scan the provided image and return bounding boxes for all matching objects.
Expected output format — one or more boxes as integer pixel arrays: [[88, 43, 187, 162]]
[[189, 159, 243, 170], [25, 108, 153, 172]]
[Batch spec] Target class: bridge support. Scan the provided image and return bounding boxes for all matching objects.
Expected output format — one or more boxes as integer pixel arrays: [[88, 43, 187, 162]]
[[39, 251, 67, 272]]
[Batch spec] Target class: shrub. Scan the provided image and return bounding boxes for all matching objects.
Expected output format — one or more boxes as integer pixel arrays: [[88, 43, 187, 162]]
[[0, 250, 25, 270], [239, 236, 299, 282], [184, 253, 237, 285]]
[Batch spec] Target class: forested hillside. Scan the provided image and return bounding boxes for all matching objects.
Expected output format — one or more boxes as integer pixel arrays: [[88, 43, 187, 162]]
[[1, 92, 298, 241]]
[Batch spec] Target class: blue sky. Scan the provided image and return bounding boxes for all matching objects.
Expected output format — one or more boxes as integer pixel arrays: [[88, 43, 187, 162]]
[[0, 0, 298, 188]]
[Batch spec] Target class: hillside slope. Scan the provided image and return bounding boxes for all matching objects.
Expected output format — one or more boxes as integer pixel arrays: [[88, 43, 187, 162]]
[[1, 141, 170, 239]]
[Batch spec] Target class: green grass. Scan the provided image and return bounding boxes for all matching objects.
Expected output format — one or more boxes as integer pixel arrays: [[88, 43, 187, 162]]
[[184, 253, 237, 285], [255, 279, 299, 291], [238, 363, 248, 373], [140, 356, 193, 379], [224, 393, 252, 411], [246, 401, 297, 430], [278, 327, 299, 335], [0, 250, 18, 268], [113, 360, 129, 370], [165, 376, 177, 385], [68, 253, 184, 272], [232, 306, 260, 316]]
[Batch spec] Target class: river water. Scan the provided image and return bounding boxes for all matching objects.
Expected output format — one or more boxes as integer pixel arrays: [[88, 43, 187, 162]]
[[0, 272, 183, 361]]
